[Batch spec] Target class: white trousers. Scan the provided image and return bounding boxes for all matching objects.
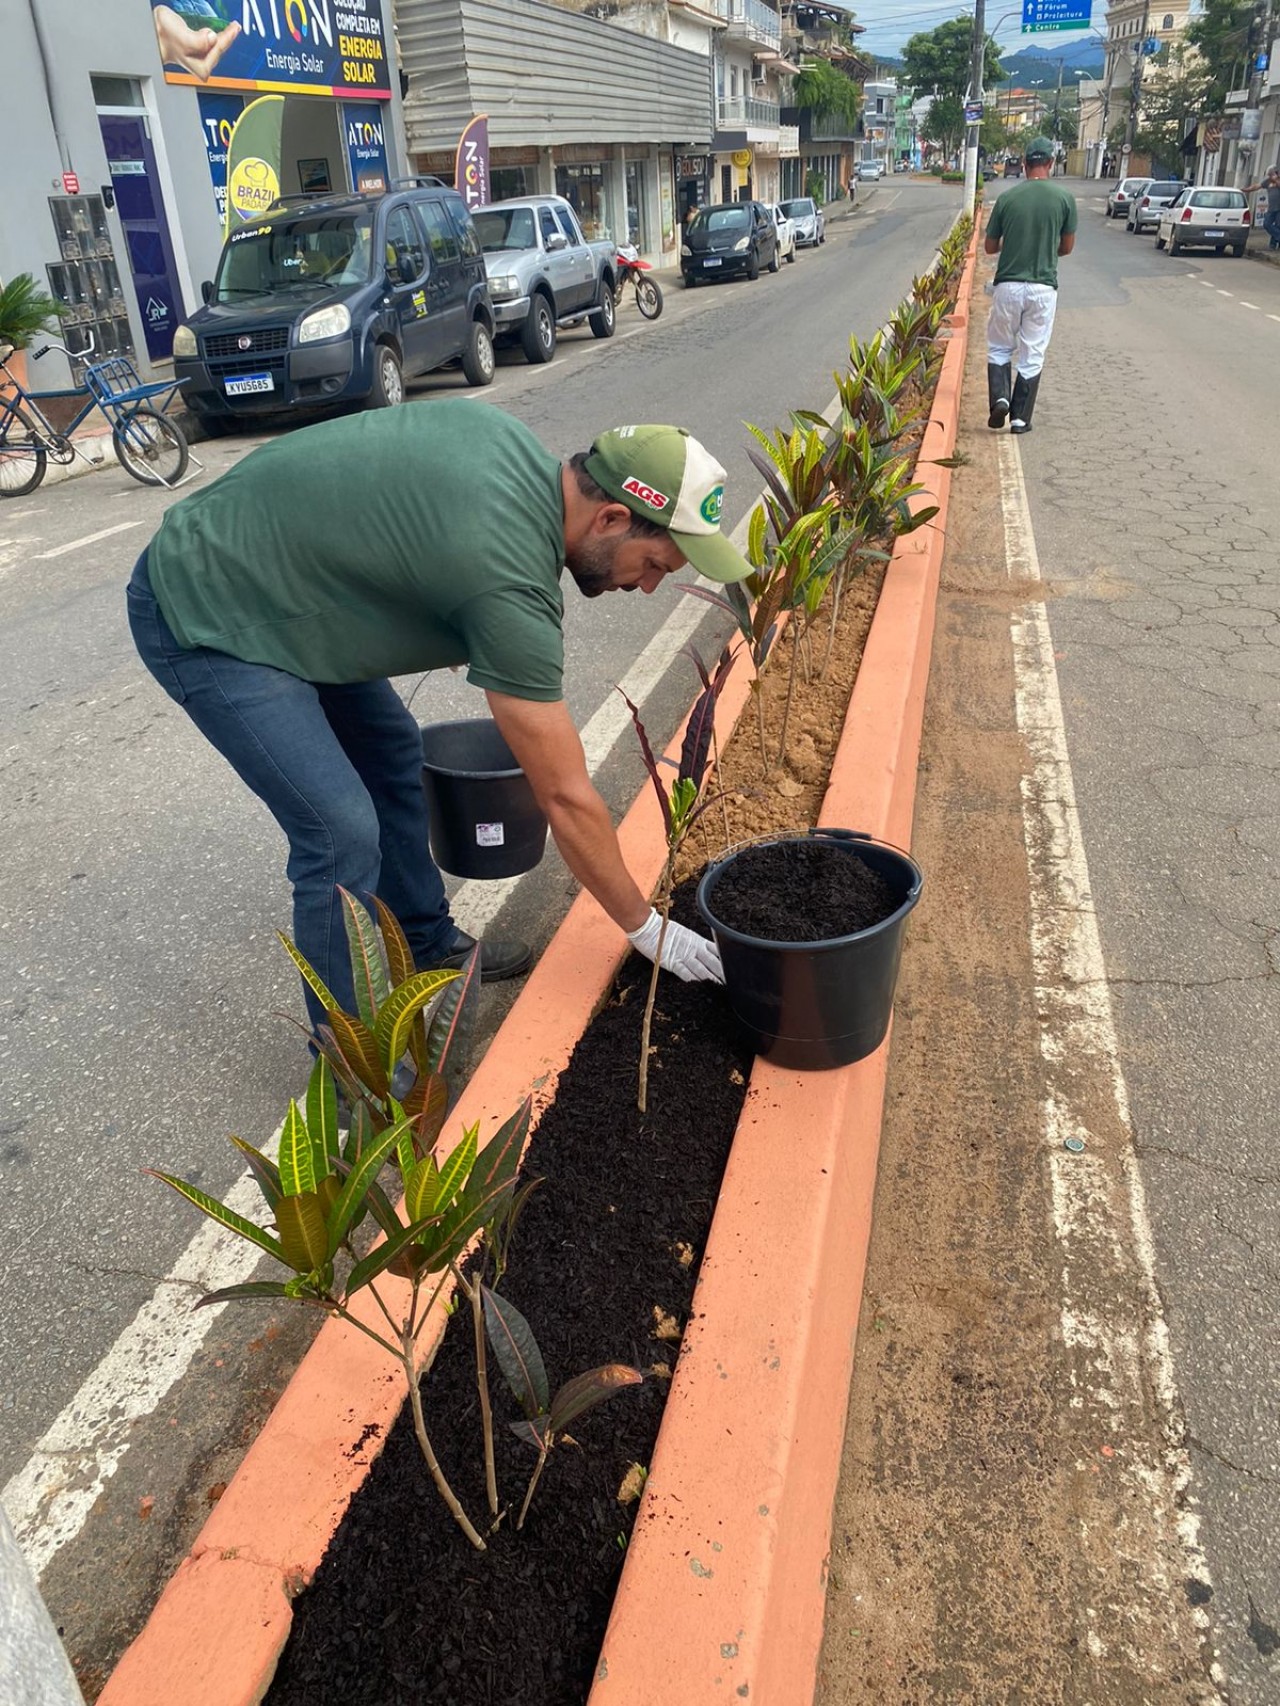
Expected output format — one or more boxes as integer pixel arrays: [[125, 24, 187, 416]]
[[986, 281, 1058, 378]]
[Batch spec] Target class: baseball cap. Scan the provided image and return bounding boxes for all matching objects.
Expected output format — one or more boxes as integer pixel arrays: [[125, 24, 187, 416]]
[[1024, 136, 1054, 163], [583, 425, 752, 584]]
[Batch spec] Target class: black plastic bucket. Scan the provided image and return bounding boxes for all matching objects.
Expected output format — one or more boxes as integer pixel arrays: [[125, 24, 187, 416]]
[[420, 719, 548, 880], [696, 829, 923, 1071]]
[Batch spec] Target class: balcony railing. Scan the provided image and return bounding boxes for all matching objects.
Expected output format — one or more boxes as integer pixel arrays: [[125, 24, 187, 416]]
[[810, 113, 861, 142], [778, 123, 800, 156], [726, 0, 781, 52], [717, 95, 782, 129]]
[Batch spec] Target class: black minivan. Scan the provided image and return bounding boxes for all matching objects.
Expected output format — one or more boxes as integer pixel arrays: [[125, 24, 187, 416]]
[[172, 180, 496, 429]]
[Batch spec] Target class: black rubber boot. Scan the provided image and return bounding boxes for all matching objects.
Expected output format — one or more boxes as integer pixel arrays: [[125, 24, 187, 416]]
[[1009, 372, 1041, 435], [434, 926, 532, 982], [987, 362, 1012, 430]]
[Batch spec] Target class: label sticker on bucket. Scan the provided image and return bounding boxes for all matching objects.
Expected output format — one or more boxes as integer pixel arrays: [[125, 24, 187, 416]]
[[475, 822, 506, 848]]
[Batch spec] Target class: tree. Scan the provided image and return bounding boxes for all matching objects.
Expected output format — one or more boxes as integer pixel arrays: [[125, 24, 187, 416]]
[[793, 58, 863, 130], [902, 16, 1004, 103], [923, 93, 966, 160], [1134, 45, 1212, 164], [980, 109, 1014, 154], [1185, 0, 1254, 112]]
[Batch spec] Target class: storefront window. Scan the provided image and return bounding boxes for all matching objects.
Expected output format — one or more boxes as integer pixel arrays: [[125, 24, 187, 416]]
[[489, 165, 531, 200], [624, 159, 648, 248], [555, 162, 609, 240]]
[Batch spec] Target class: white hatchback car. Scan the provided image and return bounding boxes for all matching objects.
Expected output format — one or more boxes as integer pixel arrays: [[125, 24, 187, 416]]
[[778, 195, 826, 247], [769, 204, 798, 263], [1155, 187, 1251, 256]]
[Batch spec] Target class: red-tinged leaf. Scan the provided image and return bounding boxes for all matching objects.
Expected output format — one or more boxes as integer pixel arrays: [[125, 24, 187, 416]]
[[548, 1365, 644, 1434], [510, 1416, 550, 1453], [681, 642, 711, 690], [681, 583, 739, 618], [471, 1097, 532, 1199], [228, 1135, 281, 1212], [328, 1009, 388, 1099], [402, 1070, 448, 1155], [482, 1286, 549, 1418], [423, 948, 480, 1093], [618, 688, 671, 837], [338, 888, 389, 1029], [679, 649, 736, 794], [373, 896, 415, 989], [344, 1210, 447, 1297]]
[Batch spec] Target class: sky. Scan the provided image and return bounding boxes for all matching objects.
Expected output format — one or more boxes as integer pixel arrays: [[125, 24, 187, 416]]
[[850, 0, 1104, 63]]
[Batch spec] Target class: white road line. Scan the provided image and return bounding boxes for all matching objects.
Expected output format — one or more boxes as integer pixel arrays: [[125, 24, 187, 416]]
[[34, 520, 142, 560], [1216, 288, 1233, 296], [1200, 279, 1216, 287], [1239, 300, 1260, 310], [999, 440, 1225, 1690], [2, 506, 747, 1580], [1269, 313, 1280, 323]]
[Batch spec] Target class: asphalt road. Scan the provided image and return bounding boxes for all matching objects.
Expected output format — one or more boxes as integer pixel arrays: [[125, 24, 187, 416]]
[[0, 181, 962, 1683], [996, 178, 1280, 1702]]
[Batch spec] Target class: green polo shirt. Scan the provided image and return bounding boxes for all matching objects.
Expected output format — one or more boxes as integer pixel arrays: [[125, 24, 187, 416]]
[[146, 401, 568, 700], [987, 180, 1078, 289]]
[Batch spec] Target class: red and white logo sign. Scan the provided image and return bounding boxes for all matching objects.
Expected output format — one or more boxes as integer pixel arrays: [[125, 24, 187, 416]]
[[62, 172, 81, 195], [621, 476, 670, 511]]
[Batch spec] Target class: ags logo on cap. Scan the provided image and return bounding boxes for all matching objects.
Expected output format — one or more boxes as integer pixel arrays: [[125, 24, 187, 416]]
[[699, 484, 725, 526], [622, 476, 670, 511]]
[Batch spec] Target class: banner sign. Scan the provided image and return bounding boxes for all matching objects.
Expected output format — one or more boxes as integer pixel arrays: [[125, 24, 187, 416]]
[[454, 115, 491, 210], [344, 102, 389, 193], [198, 91, 244, 222], [150, 0, 391, 101], [223, 94, 284, 236], [1021, 0, 1091, 31]]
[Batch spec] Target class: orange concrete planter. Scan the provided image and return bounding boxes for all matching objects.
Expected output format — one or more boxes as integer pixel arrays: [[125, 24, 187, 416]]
[[99, 229, 977, 1706]]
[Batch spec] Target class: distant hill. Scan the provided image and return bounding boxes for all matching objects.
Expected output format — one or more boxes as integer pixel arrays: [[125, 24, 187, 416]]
[[867, 40, 1103, 88]]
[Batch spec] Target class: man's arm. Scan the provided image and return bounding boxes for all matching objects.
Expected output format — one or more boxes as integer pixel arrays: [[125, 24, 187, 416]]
[[1058, 232, 1076, 256], [485, 691, 650, 933], [984, 233, 1002, 255]]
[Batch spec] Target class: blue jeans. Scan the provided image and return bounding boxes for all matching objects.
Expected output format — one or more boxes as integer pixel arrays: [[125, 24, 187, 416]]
[[1264, 208, 1280, 248], [126, 551, 453, 1028]]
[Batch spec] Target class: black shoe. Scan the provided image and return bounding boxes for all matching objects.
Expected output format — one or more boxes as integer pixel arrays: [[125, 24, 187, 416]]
[[1008, 372, 1040, 435], [433, 927, 532, 983], [987, 361, 1012, 429]]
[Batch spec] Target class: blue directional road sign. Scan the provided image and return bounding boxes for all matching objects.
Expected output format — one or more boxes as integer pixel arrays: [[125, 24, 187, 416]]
[[1021, 0, 1091, 32]]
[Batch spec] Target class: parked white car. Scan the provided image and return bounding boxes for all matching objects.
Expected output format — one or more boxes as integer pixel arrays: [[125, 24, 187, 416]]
[[769, 204, 798, 263], [855, 160, 884, 181], [1155, 187, 1251, 256], [778, 195, 827, 247]]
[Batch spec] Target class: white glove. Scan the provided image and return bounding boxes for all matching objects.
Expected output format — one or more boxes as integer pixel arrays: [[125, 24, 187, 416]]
[[626, 908, 724, 984]]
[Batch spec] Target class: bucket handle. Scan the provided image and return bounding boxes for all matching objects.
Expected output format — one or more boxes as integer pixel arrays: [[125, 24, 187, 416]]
[[704, 826, 916, 872]]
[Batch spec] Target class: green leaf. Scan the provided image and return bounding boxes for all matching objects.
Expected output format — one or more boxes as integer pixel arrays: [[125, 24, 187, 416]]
[[276, 1191, 329, 1273], [306, 1055, 340, 1174], [338, 888, 389, 1028], [146, 1171, 285, 1263], [277, 1099, 316, 1199], [325, 1118, 412, 1259], [747, 499, 767, 571], [344, 1210, 447, 1296], [470, 1096, 532, 1204], [195, 1280, 295, 1310], [435, 1122, 478, 1210], [549, 1365, 644, 1434], [482, 1286, 549, 1419], [331, 1154, 402, 1244], [277, 930, 339, 1019], [373, 896, 415, 989], [423, 953, 480, 1089], [228, 1135, 281, 1212], [403, 1155, 440, 1224], [373, 969, 459, 1076], [342, 1099, 374, 1167]]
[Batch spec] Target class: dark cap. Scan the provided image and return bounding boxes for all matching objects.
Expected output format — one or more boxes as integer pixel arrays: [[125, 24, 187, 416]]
[[1024, 136, 1054, 163]]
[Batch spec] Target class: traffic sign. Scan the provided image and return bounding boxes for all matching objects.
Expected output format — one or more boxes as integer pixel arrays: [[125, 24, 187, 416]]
[[1021, 0, 1091, 32], [61, 172, 80, 195]]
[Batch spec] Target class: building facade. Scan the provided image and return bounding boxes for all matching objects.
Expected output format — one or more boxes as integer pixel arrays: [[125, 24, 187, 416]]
[[3, 0, 405, 389], [860, 77, 896, 165]]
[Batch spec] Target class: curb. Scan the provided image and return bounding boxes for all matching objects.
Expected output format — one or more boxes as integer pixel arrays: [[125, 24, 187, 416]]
[[97, 227, 976, 1706], [589, 233, 976, 1706]]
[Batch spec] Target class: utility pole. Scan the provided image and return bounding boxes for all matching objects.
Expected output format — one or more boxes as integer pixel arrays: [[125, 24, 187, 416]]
[[1053, 53, 1064, 144], [1124, 0, 1150, 161], [964, 0, 986, 215]]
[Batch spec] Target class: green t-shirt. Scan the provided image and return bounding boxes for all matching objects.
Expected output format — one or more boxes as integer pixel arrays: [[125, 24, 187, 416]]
[[987, 180, 1078, 289], [146, 401, 568, 700]]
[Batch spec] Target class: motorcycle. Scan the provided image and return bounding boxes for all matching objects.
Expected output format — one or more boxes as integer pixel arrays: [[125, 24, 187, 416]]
[[614, 244, 663, 320]]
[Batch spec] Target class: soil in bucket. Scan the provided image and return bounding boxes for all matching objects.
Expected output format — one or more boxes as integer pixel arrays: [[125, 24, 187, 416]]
[[708, 837, 898, 940]]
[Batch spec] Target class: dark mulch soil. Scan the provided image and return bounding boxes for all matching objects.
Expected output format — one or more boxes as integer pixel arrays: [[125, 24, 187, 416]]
[[265, 884, 753, 1706], [704, 838, 897, 942]]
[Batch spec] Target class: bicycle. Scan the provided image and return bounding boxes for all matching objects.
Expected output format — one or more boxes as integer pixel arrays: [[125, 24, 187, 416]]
[[0, 333, 193, 498]]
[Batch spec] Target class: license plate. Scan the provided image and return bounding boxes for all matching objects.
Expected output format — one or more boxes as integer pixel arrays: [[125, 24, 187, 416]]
[[1204, 229, 1225, 237], [703, 257, 722, 268], [225, 373, 274, 396]]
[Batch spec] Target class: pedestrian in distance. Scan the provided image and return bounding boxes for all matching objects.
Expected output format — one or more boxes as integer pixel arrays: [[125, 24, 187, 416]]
[[983, 136, 1078, 435], [1242, 164, 1280, 250], [126, 403, 753, 1034]]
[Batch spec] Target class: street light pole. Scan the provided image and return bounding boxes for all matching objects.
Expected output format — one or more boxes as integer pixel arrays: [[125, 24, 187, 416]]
[[964, 0, 987, 214]]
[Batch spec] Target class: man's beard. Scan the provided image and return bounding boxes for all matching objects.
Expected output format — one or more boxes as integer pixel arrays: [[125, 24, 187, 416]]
[[565, 532, 623, 598]]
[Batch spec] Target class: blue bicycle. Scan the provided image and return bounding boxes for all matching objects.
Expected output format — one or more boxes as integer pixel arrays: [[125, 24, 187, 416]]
[[0, 333, 190, 497]]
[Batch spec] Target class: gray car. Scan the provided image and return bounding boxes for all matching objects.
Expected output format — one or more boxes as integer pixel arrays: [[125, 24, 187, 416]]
[[1126, 180, 1183, 231], [1106, 175, 1149, 218], [778, 195, 826, 247]]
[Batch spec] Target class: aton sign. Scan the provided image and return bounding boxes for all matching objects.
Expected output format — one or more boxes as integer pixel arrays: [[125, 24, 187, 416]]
[[454, 115, 490, 211], [1021, 0, 1091, 31], [149, 0, 391, 100]]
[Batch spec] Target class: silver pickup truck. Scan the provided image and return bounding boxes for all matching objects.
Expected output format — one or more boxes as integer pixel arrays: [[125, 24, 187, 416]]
[[471, 195, 618, 364]]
